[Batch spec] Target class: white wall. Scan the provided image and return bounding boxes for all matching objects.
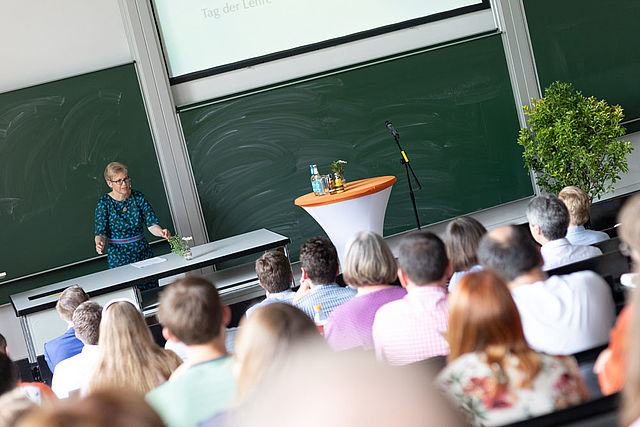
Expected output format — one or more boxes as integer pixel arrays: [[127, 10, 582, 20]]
[[0, 0, 131, 93]]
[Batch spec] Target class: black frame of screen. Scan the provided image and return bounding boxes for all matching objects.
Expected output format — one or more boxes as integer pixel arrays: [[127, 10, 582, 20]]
[[149, 0, 491, 85]]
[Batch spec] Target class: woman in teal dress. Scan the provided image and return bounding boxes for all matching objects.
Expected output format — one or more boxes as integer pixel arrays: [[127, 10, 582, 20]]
[[94, 162, 171, 290]]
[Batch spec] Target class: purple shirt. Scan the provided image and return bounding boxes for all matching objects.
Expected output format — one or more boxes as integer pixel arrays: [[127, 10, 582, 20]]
[[324, 286, 407, 351]]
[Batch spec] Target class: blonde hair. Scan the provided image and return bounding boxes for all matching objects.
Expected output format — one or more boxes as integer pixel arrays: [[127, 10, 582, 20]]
[[342, 231, 397, 287], [234, 303, 322, 401], [88, 302, 181, 395], [104, 162, 128, 181], [558, 186, 591, 226]]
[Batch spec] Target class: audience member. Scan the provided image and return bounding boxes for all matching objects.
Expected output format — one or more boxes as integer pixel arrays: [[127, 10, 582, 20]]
[[1, 352, 18, 396], [526, 194, 601, 270], [0, 388, 37, 427], [87, 300, 181, 395], [294, 237, 356, 318], [52, 301, 102, 399], [444, 216, 486, 291], [44, 285, 89, 372], [200, 303, 323, 427], [17, 390, 164, 427], [438, 270, 588, 426], [324, 231, 405, 351], [596, 194, 640, 397], [146, 277, 235, 427], [231, 342, 465, 427], [372, 231, 450, 365], [0, 332, 8, 355], [558, 186, 609, 245], [477, 225, 615, 354], [245, 251, 294, 318]]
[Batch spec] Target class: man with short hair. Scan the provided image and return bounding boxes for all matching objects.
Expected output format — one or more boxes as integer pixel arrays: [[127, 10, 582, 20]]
[[558, 186, 610, 245], [526, 194, 602, 270], [44, 285, 89, 372], [478, 225, 615, 355], [51, 301, 102, 398], [372, 231, 450, 366], [294, 237, 356, 319], [146, 276, 235, 427], [245, 251, 295, 318]]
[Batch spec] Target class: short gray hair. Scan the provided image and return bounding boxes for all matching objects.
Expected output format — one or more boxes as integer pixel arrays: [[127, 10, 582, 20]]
[[342, 231, 397, 287], [525, 195, 570, 240]]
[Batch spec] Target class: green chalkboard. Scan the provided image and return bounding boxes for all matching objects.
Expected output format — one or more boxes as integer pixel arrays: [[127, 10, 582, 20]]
[[523, 0, 640, 133], [180, 34, 533, 260], [0, 63, 172, 286]]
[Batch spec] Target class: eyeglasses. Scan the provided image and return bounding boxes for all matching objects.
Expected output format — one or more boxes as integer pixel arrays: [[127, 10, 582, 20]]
[[110, 177, 131, 185]]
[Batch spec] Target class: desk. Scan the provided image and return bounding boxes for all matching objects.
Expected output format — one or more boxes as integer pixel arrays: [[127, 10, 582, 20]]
[[11, 228, 290, 361], [295, 176, 396, 265]]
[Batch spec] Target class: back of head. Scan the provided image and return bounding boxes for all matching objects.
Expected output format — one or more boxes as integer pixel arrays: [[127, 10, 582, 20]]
[[0, 388, 37, 427], [0, 333, 7, 355], [235, 303, 321, 401], [477, 225, 542, 282], [255, 251, 292, 294], [618, 194, 640, 256], [342, 231, 397, 287], [444, 216, 487, 272], [526, 194, 570, 240], [0, 352, 17, 396], [299, 237, 339, 285], [56, 285, 89, 322], [73, 301, 103, 346], [158, 276, 222, 345], [396, 231, 448, 285], [17, 390, 164, 427], [558, 186, 591, 226]]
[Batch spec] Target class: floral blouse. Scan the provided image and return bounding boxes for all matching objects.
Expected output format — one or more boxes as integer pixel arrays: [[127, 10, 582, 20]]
[[437, 352, 588, 426]]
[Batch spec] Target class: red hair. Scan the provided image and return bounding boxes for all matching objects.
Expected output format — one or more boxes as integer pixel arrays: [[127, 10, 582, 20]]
[[447, 270, 541, 394]]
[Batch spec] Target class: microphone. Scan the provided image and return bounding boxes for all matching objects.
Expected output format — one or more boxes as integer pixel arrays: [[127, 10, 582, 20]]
[[385, 120, 399, 138]]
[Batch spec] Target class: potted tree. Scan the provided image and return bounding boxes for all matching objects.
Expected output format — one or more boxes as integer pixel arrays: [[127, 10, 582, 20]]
[[517, 82, 632, 201]]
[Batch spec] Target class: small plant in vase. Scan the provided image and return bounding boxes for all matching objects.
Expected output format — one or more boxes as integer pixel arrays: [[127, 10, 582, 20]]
[[170, 235, 193, 260], [330, 160, 347, 193]]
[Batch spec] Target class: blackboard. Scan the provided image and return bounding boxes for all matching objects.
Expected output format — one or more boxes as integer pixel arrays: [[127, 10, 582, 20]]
[[0, 63, 172, 291], [179, 34, 533, 261], [523, 0, 640, 133]]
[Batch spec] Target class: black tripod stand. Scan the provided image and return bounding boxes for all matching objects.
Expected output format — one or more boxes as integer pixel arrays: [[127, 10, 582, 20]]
[[385, 121, 422, 230]]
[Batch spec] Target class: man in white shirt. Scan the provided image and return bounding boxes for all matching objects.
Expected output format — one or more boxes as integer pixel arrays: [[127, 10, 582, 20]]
[[558, 186, 610, 246], [51, 301, 102, 399], [477, 225, 615, 355], [245, 251, 295, 318], [526, 194, 602, 270]]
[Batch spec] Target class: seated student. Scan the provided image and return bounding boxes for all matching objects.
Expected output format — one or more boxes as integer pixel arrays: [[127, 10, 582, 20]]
[[52, 301, 102, 399], [558, 186, 609, 245], [477, 225, 615, 355], [595, 194, 640, 396], [0, 332, 8, 355], [324, 231, 405, 351], [44, 285, 89, 372], [146, 277, 236, 427], [87, 300, 181, 395], [438, 270, 588, 426], [245, 251, 295, 318], [372, 231, 450, 366], [293, 237, 356, 319], [526, 194, 601, 270], [200, 303, 324, 427], [444, 216, 486, 291]]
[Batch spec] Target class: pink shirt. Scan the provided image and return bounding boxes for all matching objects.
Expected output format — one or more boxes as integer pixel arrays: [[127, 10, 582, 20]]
[[372, 285, 449, 366]]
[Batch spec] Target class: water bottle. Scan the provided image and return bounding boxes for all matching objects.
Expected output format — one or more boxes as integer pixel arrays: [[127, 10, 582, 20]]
[[309, 164, 326, 196], [314, 304, 328, 336]]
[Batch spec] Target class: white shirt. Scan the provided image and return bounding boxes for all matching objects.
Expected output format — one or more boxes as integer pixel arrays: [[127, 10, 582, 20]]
[[540, 238, 602, 271], [565, 225, 610, 246], [51, 344, 100, 399], [511, 271, 616, 355]]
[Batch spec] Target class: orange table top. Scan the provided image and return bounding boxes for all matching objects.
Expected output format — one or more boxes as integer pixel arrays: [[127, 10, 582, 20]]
[[295, 176, 397, 207]]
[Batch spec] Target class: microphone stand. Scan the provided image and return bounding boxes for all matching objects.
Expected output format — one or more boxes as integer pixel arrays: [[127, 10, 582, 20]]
[[386, 122, 422, 230]]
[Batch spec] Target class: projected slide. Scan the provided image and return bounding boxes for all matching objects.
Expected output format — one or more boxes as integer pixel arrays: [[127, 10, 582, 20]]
[[152, 0, 485, 79]]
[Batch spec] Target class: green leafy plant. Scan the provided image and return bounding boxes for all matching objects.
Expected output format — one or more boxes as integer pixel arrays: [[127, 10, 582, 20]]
[[169, 235, 192, 257], [517, 82, 632, 201], [330, 160, 347, 176]]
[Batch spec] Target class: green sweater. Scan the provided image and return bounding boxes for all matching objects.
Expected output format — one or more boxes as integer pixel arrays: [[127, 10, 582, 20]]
[[146, 356, 236, 427]]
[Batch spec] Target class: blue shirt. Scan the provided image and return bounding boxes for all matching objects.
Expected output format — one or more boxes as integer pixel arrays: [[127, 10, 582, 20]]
[[565, 225, 609, 246], [245, 289, 295, 317], [295, 283, 356, 319], [44, 327, 84, 373]]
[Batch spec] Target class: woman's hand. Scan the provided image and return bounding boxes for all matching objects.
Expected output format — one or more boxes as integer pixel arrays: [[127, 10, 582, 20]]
[[149, 224, 171, 241], [95, 236, 106, 254]]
